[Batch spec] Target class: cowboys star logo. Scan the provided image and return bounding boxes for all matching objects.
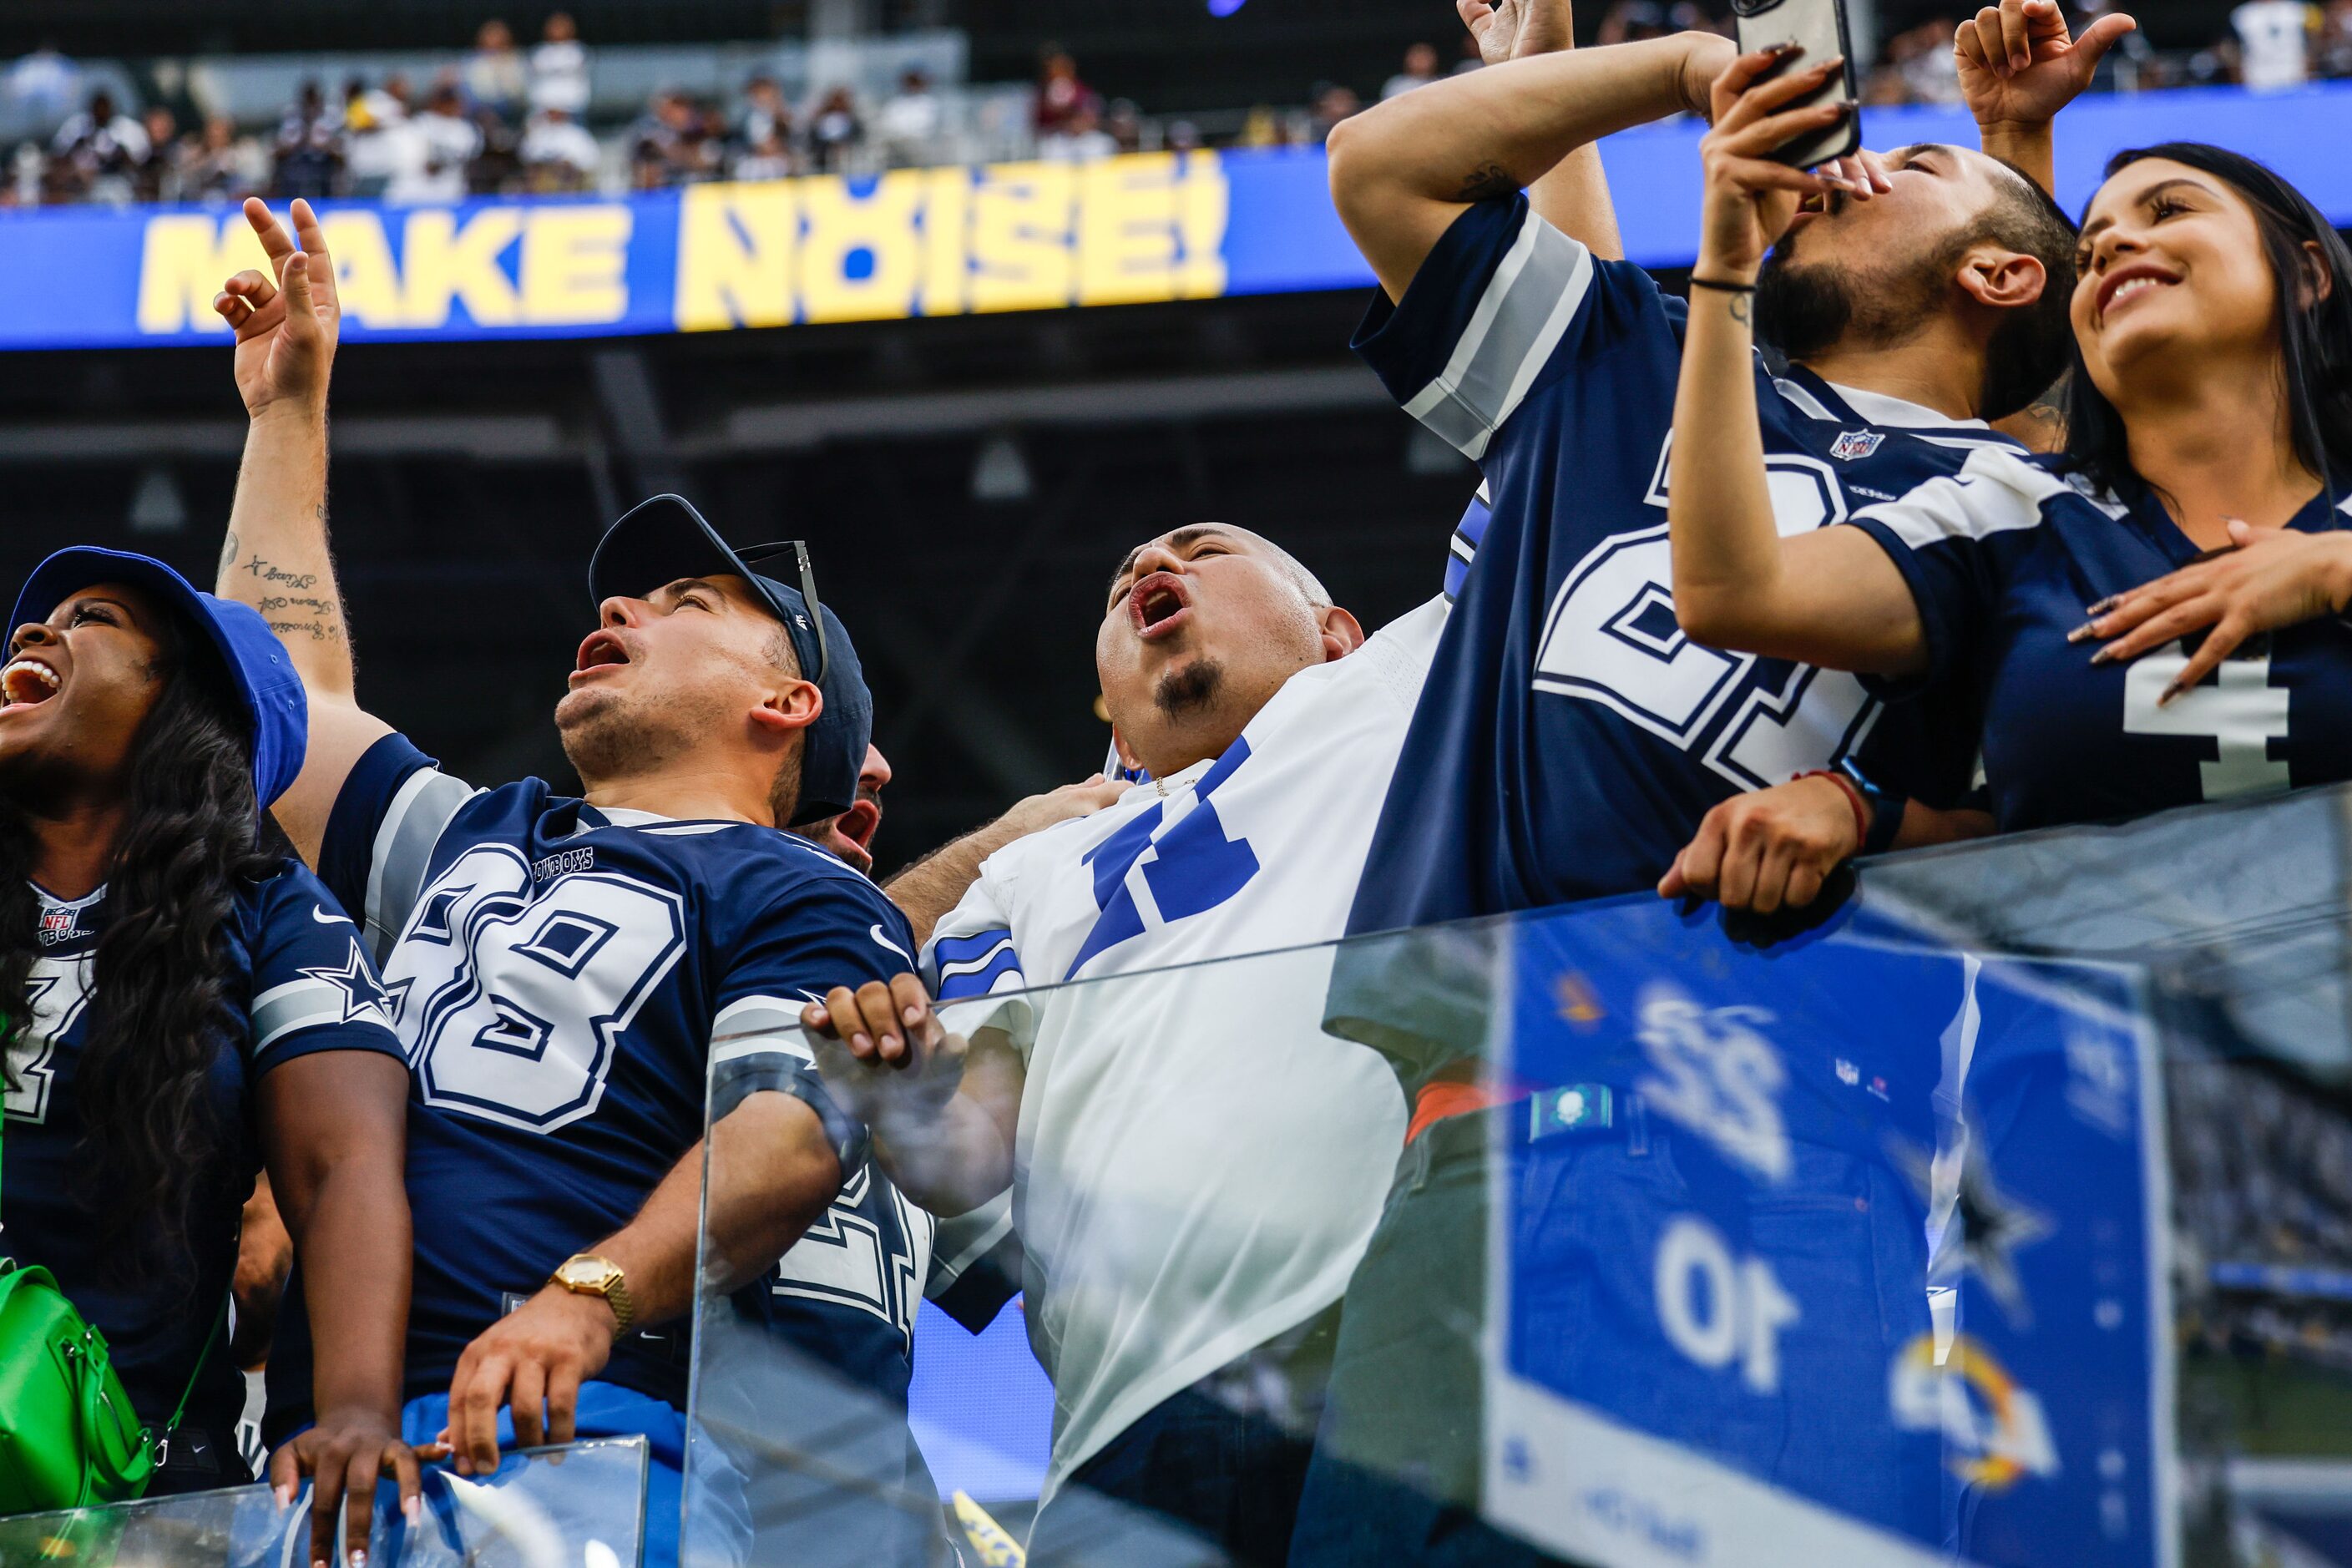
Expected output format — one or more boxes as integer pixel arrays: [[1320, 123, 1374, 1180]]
[[1892, 1112, 2056, 1328], [301, 939, 395, 1029]]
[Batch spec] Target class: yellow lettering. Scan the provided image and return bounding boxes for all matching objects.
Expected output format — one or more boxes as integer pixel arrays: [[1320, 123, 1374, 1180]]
[[797, 174, 923, 324], [135, 212, 271, 335], [317, 210, 403, 328], [918, 166, 970, 317], [675, 183, 797, 331], [1175, 150, 1230, 300], [967, 162, 1075, 315], [1077, 154, 1188, 307], [519, 206, 633, 325], [401, 208, 522, 328]]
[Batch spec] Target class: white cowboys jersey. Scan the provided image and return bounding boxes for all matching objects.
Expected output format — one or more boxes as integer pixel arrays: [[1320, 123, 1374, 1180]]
[[922, 597, 1444, 1511]]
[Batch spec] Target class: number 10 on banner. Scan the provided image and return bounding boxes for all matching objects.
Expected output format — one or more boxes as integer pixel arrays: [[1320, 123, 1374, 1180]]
[[1654, 1216, 1801, 1396]]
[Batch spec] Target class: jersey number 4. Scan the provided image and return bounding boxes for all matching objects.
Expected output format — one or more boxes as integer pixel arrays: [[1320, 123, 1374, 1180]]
[[382, 845, 687, 1134], [1531, 450, 1879, 790]]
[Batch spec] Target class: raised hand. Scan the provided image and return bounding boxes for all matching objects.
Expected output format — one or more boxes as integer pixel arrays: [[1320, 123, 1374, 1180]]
[[802, 974, 971, 1130], [1695, 47, 1866, 280], [215, 196, 341, 421], [1458, 0, 1574, 65], [1955, 0, 2137, 131]]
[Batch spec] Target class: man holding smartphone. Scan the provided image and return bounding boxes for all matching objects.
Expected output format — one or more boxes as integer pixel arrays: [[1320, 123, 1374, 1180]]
[[1294, 2, 2130, 1563]]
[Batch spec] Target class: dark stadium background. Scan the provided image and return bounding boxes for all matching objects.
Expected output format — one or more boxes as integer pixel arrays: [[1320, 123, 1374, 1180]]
[[0, 0, 2293, 874], [0, 289, 1476, 874]]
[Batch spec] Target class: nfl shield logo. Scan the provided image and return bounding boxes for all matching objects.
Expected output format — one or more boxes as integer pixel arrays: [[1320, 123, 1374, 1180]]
[[1829, 429, 1885, 461], [38, 908, 76, 944]]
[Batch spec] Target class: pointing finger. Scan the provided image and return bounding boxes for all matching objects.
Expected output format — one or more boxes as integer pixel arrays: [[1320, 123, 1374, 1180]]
[[243, 196, 297, 262]]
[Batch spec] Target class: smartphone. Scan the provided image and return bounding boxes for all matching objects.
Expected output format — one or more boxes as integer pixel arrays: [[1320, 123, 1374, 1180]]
[[1732, 0, 1860, 169]]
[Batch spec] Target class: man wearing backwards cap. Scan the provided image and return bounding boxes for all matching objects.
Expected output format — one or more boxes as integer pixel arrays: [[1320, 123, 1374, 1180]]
[[210, 199, 935, 1568]]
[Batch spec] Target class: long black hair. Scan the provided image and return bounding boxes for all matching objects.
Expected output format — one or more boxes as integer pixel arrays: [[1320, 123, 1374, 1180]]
[[2061, 143, 2352, 503], [0, 620, 279, 1270]]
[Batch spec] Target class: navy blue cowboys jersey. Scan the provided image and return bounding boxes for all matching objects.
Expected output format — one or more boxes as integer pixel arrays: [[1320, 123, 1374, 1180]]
[[7, 866, 402, 1467], [1347, 193, 2005, 937], [265, 732, 928, 1434], [1849, 449, 2352, 829]]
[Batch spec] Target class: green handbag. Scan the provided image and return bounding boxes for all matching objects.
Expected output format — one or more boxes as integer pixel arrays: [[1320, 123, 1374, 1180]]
[[0, 1061, 222, 1516]]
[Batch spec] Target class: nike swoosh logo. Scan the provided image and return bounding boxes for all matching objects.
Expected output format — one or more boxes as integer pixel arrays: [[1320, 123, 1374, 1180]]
[[870, 924, 913, 964], [311, 907, 354, 927]]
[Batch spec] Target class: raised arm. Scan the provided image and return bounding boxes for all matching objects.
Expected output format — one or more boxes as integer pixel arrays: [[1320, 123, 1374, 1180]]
[[1459, 0, 1635, 261], [1327, 30, 1729, 300], [212, 198, 392, 864], [883, 774, 1128, 947], [1666, 51, 1929, 675], [1953, 0, 2137, 197]]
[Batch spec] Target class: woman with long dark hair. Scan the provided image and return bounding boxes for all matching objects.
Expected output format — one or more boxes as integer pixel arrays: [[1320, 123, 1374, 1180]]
[[1, 547, 419, 1560], [1657, 50, 2352, 850]]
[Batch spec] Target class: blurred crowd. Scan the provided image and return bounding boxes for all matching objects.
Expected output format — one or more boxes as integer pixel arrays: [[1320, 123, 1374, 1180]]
[[5, 0, 2352, 210], [0, 28, 1154, 209]]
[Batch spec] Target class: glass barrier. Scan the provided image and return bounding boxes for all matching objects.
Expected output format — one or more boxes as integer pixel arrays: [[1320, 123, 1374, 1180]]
[[0, 1436, 647, 1568], [690, 782, 2352, 1568]]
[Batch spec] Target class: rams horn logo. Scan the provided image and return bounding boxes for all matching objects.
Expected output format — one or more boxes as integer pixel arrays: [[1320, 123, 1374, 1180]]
[[1887, 1333, 2060, 1490]]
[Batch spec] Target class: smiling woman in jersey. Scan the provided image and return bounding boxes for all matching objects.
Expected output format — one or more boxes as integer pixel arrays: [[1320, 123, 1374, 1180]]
[[1662, 73, 2352, 830], [0, 548, 417, 1562]]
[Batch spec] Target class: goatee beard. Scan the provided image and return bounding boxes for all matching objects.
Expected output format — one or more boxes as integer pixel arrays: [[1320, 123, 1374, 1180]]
[[1753, 234, 1854, 364], [1155, 658, 1224, 718]]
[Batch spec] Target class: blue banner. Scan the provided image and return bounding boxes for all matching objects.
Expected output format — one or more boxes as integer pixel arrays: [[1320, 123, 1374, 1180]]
[[0, 81, 2334, 351], [1483, 896, 2171, 1567]]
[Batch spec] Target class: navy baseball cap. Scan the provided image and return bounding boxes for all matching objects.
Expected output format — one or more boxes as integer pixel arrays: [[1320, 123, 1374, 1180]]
[[8, 547, 310, 807], [587, 494, 871, 825]]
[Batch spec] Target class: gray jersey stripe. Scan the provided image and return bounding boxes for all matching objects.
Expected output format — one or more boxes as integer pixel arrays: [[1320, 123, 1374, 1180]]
[[250, 979, 352, 1055], [364, 768, 474, 961], [1400, 215, 1593, 460]]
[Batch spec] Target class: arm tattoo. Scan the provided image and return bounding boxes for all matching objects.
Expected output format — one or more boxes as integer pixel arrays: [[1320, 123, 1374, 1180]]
[[1729, 292, 1752, 327], [216, 528, 240, 581], [1456, 162, 1518, 203]]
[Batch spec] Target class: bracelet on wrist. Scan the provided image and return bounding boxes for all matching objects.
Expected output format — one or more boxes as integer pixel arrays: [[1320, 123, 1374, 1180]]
[[1792, 769, 1871, 852], [1687, 276, 1757, 294]]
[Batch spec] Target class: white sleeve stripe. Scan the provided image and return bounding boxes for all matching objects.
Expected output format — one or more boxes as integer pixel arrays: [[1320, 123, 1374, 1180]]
[[711, 1032, 815, 1067], [364, 768, 473, 959], [1399, 215, 1593, 460], [1850, 448, 2071, 549], [935, 935, 1015, 980], [711, 996, 817, 1065]]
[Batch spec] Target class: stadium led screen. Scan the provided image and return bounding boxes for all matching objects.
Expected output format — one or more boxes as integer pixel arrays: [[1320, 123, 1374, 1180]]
[[3, 82, 2346, 351]]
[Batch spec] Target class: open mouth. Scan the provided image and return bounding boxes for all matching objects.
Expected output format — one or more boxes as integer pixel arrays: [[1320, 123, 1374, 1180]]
[[2096, 264, 2180, 324], [1792, 188, 1844, 224], [0, 655, 61, 716], [837, 798, 881, 852], [571, 630, 631, 681], [1130, 573, 1192, 640]]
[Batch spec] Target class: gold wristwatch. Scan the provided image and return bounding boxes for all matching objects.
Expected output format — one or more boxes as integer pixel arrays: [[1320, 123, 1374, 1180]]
[[549, 1254, 635, 1336]]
